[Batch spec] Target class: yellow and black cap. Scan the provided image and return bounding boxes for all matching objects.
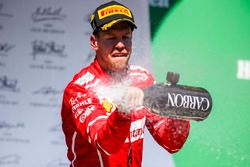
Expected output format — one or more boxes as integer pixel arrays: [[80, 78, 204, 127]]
[[90, 1, 137, 32]]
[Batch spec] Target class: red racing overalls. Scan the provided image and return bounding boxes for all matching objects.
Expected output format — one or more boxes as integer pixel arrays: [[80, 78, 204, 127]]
[[61, 59, 190, 167]]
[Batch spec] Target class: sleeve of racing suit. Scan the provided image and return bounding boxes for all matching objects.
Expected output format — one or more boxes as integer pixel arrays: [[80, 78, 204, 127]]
[[146, 111, 190, 153], [64, 84, 131, 155], [121, 65, 189, 153]]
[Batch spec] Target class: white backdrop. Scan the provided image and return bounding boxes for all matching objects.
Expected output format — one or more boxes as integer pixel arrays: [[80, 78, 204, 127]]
[[0, 0, 174, 166]]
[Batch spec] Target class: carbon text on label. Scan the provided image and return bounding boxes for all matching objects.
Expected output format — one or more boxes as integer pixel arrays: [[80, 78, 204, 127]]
[[167, 93, 210, 111]]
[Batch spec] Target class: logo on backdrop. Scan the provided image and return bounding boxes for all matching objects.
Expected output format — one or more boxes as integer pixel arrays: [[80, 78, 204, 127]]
[[32, 86, 63, 96], [0, 43, 15, 67], [0, 42, 15, 57], [30, 86, 63, 108], [0, 154, 21, 165], [0, 75, 19, 92], [31, 7, 66, 22], [0, 3, 14, 18], [0, 3, 14, 31], [30, 7, 66, 34], [149, 0, 170, 7], [32, 40, 67, 60], [29, 40, 67, 71], [0, 75, 19, 106], [0, 121, 29, 144], [237, 59, 250, 80], [0, 121, 24, 130]]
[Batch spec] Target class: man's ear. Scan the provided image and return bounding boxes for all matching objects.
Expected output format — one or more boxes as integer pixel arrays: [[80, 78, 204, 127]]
[[90, 34, 98, 51]]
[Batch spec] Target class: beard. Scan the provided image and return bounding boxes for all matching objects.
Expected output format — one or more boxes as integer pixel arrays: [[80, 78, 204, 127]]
[[110, 57, 129, 72]]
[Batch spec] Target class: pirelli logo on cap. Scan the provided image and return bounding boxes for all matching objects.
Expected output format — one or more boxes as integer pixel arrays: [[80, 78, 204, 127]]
[[97, 5, 132, 20]]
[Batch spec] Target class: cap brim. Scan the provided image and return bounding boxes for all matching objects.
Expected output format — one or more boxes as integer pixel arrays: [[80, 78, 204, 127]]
[[100, 18, 137, 31]]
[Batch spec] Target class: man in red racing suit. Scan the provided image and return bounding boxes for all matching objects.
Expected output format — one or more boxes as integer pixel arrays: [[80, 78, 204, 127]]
[[61, 1, 190, 167], [61, 59, 190, 167]]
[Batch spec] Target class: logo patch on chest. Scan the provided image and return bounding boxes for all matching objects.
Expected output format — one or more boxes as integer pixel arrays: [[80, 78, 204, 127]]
[[101, 98, 114, 113]]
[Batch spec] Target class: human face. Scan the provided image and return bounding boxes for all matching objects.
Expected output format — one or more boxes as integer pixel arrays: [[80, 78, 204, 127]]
[[91, 22, 132, 72]]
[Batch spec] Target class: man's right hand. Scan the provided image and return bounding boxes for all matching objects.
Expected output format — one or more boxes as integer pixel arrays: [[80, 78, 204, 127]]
[[115, 86, 144, 114]]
